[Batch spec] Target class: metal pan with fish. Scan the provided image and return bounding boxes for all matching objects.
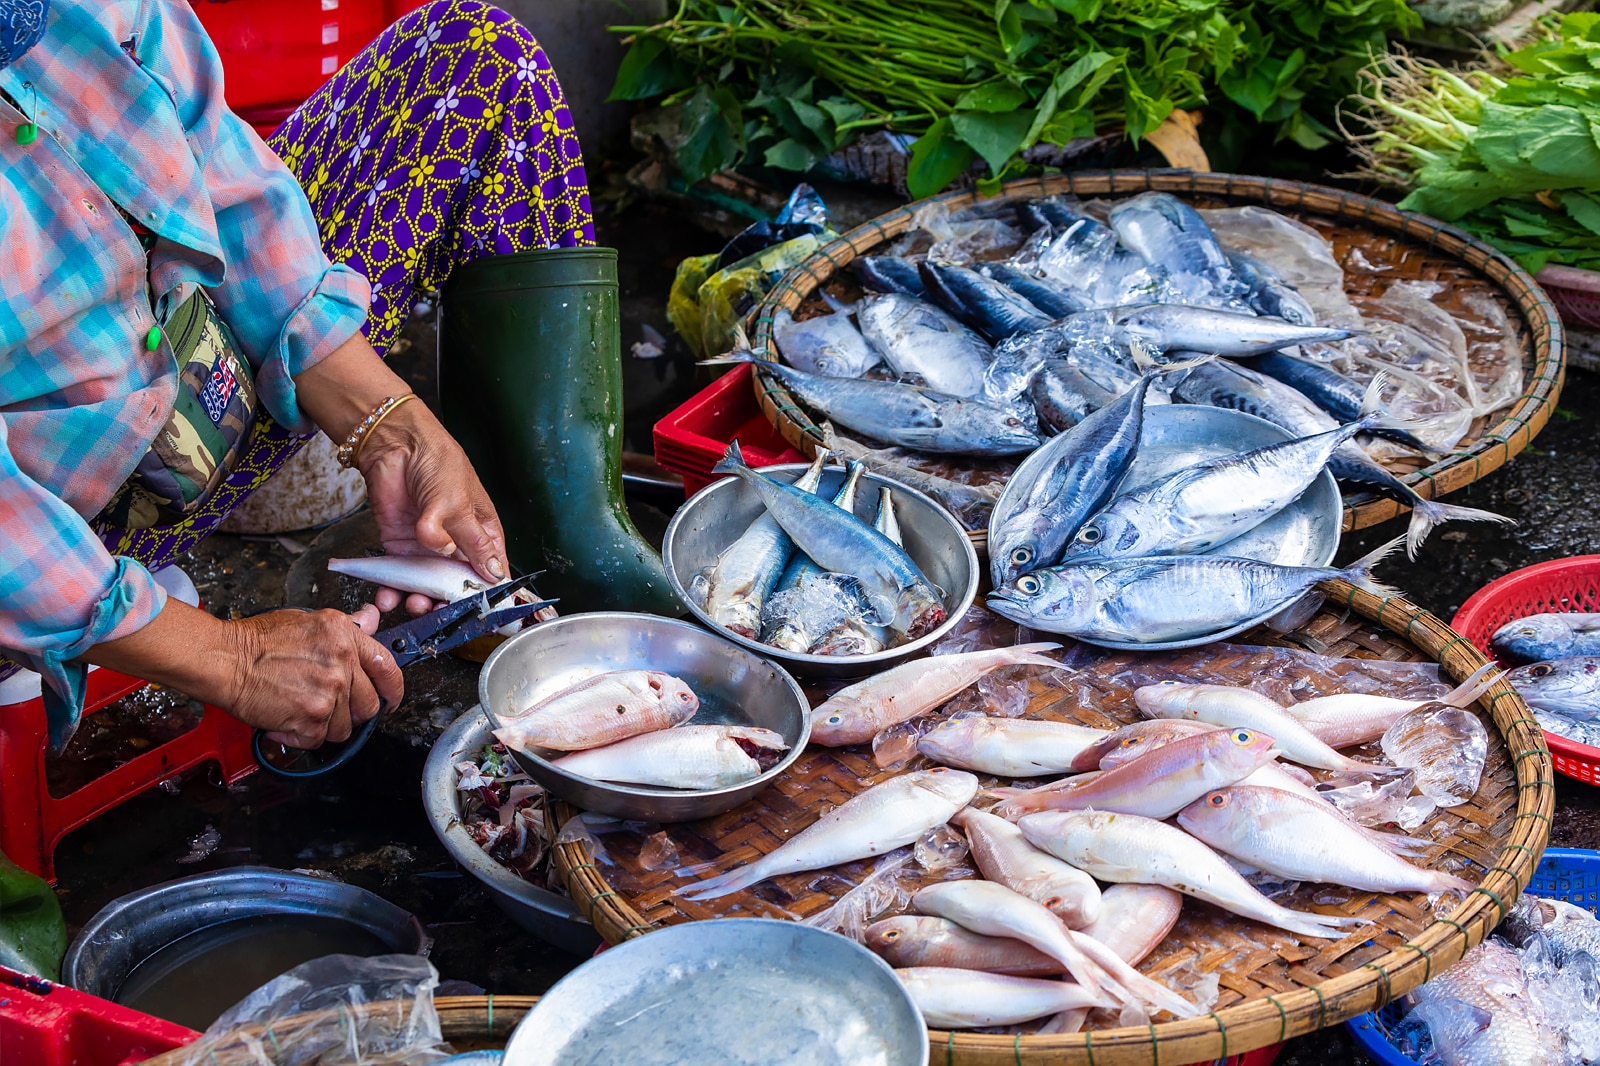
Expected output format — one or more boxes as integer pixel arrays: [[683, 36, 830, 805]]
[[478, 613, 810, 822], [662, 461, 980, 680]]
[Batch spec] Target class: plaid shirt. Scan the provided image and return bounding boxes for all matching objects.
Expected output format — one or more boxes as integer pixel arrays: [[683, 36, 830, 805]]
[[0, 0, 370, 718]]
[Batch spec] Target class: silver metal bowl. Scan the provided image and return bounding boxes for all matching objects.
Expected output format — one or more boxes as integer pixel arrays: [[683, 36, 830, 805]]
[[478, 613, 810, 822], [662, 463, 980, 680], [422, 708, 600, 956], [502, 918, 928, 1066], [994, 404, 1342, 652]]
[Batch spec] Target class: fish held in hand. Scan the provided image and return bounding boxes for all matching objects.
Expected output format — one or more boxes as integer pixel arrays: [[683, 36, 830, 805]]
[[893, 967, 1112, 1029], [713, 440, 945, 638], [1018, 809, 1365, 940], [493, 670, 699, 753], [550, 725, 787, 790], [1507, 656, 1600, 721], [1177, 785, 1470, 895], [953, 807, 1102, 929], [812, 643, 1064, 746], [1287, 662, 1500, 749], [1493, 612, 1600, 665], [865, 916, 1065, 976], [918, 715, 1108, 776], [994, 727, 1278, 819], [328, 555, 493, 602], [679, 768, 979, 900]]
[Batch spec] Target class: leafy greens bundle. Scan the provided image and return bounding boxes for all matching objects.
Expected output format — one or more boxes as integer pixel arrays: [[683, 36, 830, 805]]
[[610, 0, 1419, 197]]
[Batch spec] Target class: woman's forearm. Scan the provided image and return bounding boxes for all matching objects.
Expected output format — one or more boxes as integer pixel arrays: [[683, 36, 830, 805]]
[[78, 598, 243, 707], [292, 332, 413, 443]]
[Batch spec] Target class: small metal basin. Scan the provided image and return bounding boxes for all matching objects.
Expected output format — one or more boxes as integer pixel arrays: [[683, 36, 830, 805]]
[[422, 708, 600, 956], [502, 918, 928, 1066], [662, 463, 980, 680], [478, 613, 811, 822]]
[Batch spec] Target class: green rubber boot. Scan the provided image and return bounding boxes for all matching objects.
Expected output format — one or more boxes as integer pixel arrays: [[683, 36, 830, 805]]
[[439, 247, 682, 617]]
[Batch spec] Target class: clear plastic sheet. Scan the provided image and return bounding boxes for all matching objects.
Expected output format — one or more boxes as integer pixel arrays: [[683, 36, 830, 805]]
[[1199, 206, 1359, 327], [888, 201, 1023, 265], [159, 954, 451, 1066]]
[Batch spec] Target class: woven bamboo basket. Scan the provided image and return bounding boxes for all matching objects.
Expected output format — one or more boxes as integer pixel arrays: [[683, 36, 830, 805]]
[[549, 588, 1555, 1066], [139, 995, 537, 1063], [746, 170, 1566, 554]]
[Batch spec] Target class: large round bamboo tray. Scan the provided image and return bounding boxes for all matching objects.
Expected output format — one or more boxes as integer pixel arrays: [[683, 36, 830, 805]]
[[139, 995, 538, 1063], [549, 588, 1555, 1066], [746, 170, 1566, 553]]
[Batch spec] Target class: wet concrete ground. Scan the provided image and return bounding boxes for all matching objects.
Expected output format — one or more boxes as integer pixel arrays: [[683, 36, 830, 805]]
[[46, 196, 1600, 1063]]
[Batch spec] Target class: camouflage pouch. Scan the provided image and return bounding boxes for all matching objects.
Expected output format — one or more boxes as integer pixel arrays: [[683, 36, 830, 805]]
[[99, 288, 258, 530]]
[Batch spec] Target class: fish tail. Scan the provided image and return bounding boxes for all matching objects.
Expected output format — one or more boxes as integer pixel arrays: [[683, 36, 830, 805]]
[[1069, 931, 1200, 1019], [710, 439, 751, 477], [1336, 535, 1407, 599], [677, 861, 768, 901], [1037, 1008, 1089, 1035], [1275, 906, 1367, 940], [1441, 662, 1503, 709], [1428, 870, 1474, 896], [699, 348, 762, 369], [1403, 497, 1516, 559]]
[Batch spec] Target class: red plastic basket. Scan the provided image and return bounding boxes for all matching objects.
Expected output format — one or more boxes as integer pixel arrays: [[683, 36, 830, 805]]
[[652, 363, 805, 497], [0, 966, 200, 1066], [1451, 555, 1600, 785], [1535, 265, 1600, 331]]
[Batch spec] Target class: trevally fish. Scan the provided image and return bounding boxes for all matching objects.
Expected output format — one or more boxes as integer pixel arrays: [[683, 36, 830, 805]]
[[772, 305, 882, 379], [1065, 375, 1397, 561], [493, 670, 699, 753], [694, 449, 829, 638], [1177, 785, 1471, 895], [704, 351, 1042, 457], [952, 806, 1102, 928], [1493, 612, 1600, 665], [1506, 656, 1600, 721], [917, 715, 1108, 777], [850, 255, 926, 296], [1171, 359, 1511, 557], [713, 441, 946, 637], [810, 642, 1063, 746], [679, 768, 979, 899], [978, 262, 1088, 318], [993, 726, 1279, 819], [856, 292, 991, 396], [988, 536, 1403, 647], [1226, 250, 1315, 325], [919, 261, 1053, 342], [892, 968, 1112, 1029], [551, 725, 787, 789], [1286, 662, 1500, 749], [1017, 809, 1367, 940], [759, 461, 869, 653], [866, 916, 1066, 976]]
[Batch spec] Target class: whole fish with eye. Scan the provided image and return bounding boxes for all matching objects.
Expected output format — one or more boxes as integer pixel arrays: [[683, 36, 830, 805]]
[[712, 440, 946, 637], [916, 715, 1108, 776], [1506, 656, 1600, 721], [492, 670, 699, 753], [987, 536, 1403, 646], [703, 351, 1041, 457], [918, 261, 1053, 342], [771, 303, 881, 379], [1107, 304, 1357, 358], [850, 255, 925, 297], [808, 485, 899, 656], [855, 292, 991, 396], [1065, 374, 1398, 561], [1493, 613, 1600, 664], [758, 461, 869, 653], [865, 916, 1067, 976], [1171, 359, 1511, 556], [679, 768, 979, 900], [693, 449, 829, 639]]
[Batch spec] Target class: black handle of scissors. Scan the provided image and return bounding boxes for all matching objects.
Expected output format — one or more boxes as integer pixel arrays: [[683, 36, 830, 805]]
[[252, 706, 383, 779]]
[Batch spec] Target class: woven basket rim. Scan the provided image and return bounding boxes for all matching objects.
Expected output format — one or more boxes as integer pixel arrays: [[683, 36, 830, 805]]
[[549, 585, 1556, 1065], [742, 168, 1566, 540]]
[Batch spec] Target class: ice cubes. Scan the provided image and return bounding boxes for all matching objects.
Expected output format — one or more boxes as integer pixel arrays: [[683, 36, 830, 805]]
[[1382, 704, 1487, 807]]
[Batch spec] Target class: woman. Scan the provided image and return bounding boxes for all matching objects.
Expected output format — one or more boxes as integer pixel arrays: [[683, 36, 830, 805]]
[[0, 0, 669, 753]]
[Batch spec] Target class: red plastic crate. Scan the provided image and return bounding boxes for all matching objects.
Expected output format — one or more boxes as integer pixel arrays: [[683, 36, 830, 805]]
[[0, 966, 200, 1066], [653, 363, 806, 497], [1451, 555, 1600, 786], [190, 0, 429, 136]]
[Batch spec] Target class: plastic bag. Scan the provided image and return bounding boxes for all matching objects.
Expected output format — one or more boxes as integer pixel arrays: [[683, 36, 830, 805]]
[[161, 954, 451, 1066]]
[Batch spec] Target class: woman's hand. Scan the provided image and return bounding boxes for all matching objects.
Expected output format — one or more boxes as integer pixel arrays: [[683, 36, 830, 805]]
[[82, 599, 404, 749], [291, 331, 508, 615]]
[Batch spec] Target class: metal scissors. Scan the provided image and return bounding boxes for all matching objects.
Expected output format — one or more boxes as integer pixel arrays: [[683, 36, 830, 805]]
[[252, 573, 556, 779]]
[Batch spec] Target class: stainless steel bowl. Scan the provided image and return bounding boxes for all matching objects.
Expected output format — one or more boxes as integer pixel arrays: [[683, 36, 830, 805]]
[[993, 404, 1342, 652], [478, 613, 810, 822], [422, 708, 600, 956], [662, 463, 980, 680], [502, 918, 928, 1066]]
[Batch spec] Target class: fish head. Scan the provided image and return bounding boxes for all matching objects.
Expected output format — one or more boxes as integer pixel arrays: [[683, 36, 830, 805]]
[[910, 767, 981, 806], [986, 567, 1096, 631], [648, 673, 702, 719], [711, 599, 763, 640], [900, 586, 949, 640], [1204, 725, 1277, 767], [811, 695, 875, 746], [1492, 615, 1574, 665], [1175, 789, 1237, 837], [1133, 680, 1202, 719], [864, 916, 927, 961], [1064, 503, 1155, 562], [1508, 657, 1600, 718], [989, 511, 1054, 587], [914, 717, 983, 762]]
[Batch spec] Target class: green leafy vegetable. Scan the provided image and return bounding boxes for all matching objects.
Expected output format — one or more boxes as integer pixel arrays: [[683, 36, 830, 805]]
[[0, 852, 65, 981]]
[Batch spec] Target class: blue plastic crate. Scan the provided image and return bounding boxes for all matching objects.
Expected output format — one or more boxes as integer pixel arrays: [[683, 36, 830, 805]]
[[1345, 847, 1600, 1065]]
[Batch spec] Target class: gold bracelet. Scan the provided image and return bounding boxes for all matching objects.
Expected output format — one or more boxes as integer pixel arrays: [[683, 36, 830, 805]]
[[337, 393, 418, 469]]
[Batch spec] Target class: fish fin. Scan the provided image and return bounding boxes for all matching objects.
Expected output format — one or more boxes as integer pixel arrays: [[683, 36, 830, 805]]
[[1402, 498, 1515, 560], [1154, 351, 1218, 375], [1335, 535, 1406, 599], [677, 861, 768, 901], [710, 439, 750, 477], [818, 289, 854, 314], [1264, 591, 1325, 634], [1038, 1008, 1088, 1035], [1440, 662, 1503, 710]]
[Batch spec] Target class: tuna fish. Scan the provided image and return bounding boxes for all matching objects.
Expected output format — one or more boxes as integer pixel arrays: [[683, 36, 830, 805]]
[[856, 292, 991, 396], [1492, 613, 1600, 665]]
